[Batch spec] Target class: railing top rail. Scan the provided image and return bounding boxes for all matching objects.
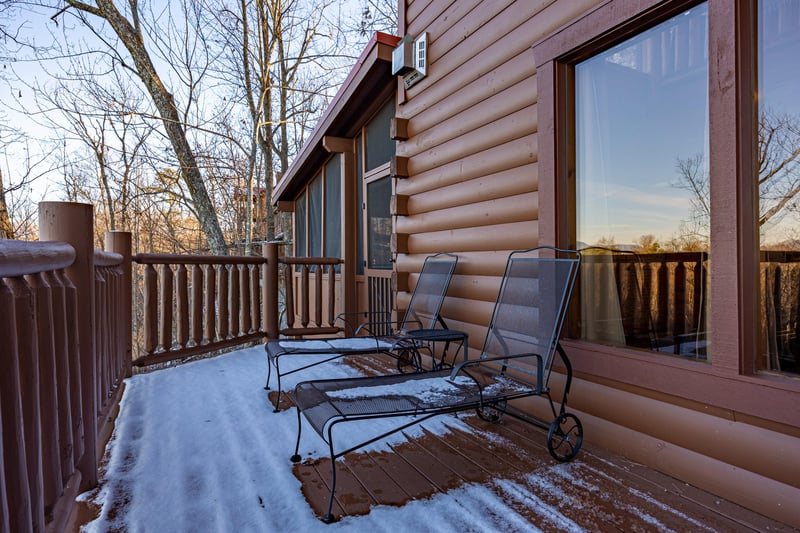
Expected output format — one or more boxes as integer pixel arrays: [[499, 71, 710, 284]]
[[279, 256, 343, 266], [133, 253, 267, 266], [0, 239, 75, 277], [94, 249, 124, 267]]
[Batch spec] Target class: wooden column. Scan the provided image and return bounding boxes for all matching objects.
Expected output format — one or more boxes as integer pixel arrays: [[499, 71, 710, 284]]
[[105, 231, 132, 379], [263, 242, 280, 339], [38, 201, 97, 490]]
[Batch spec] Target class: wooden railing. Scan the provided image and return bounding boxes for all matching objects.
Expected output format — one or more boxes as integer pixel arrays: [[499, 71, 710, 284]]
[[761, 250, 800, 372], [1, 202, 346, 532], [582, 251, 708, 354], [130, 248, 345, 367], [0, 202, 132, 533], [280, 257, 343, 337]]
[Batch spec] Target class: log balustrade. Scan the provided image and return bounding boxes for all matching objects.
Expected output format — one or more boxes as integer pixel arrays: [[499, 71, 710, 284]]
[[1, 201, 343, 533], [0, 202, 131, 533], [131, 252, 344, 367]]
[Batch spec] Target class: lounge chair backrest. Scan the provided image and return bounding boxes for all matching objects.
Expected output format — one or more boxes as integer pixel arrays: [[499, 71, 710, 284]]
[[399, 253, 458, 331], [480, 247, 581, 385]]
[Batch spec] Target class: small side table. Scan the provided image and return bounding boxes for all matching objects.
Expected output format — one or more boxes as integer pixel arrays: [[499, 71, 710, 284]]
[[393, 328, 468, 371]]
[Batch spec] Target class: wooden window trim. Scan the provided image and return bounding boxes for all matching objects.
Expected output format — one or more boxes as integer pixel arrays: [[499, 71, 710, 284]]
[[532, 0, 799, 428]]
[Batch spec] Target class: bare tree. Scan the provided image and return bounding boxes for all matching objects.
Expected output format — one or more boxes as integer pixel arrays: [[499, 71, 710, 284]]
[[54, 0, 229, 254], [0, 167, 14, 238], [208, 0, 341, 252]]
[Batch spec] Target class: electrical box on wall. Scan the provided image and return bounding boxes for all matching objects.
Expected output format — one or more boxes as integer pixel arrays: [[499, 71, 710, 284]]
[[391, 33, 428, 89]]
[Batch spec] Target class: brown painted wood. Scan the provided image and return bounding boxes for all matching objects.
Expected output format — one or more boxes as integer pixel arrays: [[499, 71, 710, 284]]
[[404, 164, 537, 214], [46, 270, 75, 482], [0, 280, 34, 533], [396, 191, 538, 235], [396, 136, 535, 198], [405, 220, 537, 255], [405, 106, 536, 178], [204, 264, 216, 343], [176, 264, 189, 347], [159, 265, 173, 349], [229, 264, 240, 338], [191, 265, 203, 345], [217, 266, 229, 340]]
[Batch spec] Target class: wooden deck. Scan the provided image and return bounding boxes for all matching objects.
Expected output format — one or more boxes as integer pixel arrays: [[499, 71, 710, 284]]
[[273, 355, 795, 531]]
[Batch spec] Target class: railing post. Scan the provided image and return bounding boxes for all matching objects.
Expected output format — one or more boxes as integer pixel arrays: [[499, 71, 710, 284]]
[[264, 243, 279, 339], [105, 231, 132, 379], [38, 201, 98, 490]]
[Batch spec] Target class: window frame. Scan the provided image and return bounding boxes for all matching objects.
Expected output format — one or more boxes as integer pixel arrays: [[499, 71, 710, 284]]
[[532, 0, 798, 426]]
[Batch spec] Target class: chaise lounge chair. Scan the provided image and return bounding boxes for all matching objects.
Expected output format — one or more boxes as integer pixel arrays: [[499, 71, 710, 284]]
[[289, 246, 583, 522], [265, 252, 458, 411]]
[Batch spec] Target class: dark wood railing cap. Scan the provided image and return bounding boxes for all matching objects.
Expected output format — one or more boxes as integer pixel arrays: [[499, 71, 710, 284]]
[[134, 253, 267, 265], [0, 240, 75, 277]]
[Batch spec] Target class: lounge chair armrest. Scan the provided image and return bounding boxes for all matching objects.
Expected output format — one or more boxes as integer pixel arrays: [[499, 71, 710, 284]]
[[449, 352, 544, 385]]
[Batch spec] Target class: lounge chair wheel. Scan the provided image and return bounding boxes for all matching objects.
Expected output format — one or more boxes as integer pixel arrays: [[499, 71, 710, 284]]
[[547, 412, 583, 462], [476, 399, 507, 422], [290, 454, 301, 463]]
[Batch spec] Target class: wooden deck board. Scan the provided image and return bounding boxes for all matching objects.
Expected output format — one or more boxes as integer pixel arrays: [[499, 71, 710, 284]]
[[276, 356, 794, 530]]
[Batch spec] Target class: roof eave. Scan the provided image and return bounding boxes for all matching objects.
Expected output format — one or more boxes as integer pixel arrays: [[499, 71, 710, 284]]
[[273, 32, 400, 204]]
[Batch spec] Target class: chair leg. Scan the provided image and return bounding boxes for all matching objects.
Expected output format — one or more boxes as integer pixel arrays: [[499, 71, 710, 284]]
[[273, 359, 284, 413], [264, 355, 272, 390], [322, 429, 338, 523], [290, 407, 302, 463]]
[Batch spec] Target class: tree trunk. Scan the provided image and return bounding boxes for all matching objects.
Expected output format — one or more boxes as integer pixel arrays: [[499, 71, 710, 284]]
[[0, 168, 14, 239], [67, 0, 229, 254]]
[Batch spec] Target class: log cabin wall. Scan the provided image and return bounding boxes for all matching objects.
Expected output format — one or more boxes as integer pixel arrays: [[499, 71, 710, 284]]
[[394, 0, 601, 352], [394, 0, 800, 527]]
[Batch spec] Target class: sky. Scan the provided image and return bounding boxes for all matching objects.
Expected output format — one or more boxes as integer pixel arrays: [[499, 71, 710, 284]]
[[0, 0, 373, 209], [75, 344, 743, 532]]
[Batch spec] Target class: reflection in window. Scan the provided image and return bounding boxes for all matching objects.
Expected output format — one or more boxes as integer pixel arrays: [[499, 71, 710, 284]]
[[758, 0, 800, 375], [573, 3, 710, 360], [367, 176, 392, 269]]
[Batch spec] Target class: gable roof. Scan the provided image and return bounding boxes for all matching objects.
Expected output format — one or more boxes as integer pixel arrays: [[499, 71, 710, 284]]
[[273, 32, 400, 204]]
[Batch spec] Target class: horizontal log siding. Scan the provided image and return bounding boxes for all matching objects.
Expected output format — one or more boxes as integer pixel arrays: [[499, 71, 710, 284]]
[[396, 192, 538, 234], [397, 82, 537, 161], [396, 0, 596, 358], [397, 137, 536, 196], [405, 164, 537, 214]]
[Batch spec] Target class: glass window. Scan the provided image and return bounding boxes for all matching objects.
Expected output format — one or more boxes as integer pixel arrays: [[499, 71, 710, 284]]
[[573, 3, 710, 360], [367, 176, 392, 269], [757, 0, 800, 376], [295, 190, 306, 257], [365, 99, 395, 172], [308, 173, 322, 257], [324, 155, 342, 260]]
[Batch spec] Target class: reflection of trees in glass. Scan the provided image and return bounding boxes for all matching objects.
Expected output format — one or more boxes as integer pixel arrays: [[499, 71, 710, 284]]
[[676, 108, 800, 246]]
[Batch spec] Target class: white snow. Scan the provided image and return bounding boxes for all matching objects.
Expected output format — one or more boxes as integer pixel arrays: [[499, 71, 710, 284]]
[[278, 338, 393, 351], [78, 346, 542, 532], [76, 345, 718, 533]]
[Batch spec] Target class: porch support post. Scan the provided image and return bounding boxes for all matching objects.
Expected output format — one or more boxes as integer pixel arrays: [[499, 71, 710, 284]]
[[264, 242, 280, 339], [38, 201, 98, 490], [105, 231, 132, 379]]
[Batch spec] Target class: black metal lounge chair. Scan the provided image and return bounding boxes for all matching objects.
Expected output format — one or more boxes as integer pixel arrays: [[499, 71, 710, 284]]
[[265, 253, 458, 411], [290, 246, 583, 523]]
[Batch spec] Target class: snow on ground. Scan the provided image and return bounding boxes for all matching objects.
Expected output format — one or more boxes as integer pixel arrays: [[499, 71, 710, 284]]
[[78, 346, 546, 533]]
